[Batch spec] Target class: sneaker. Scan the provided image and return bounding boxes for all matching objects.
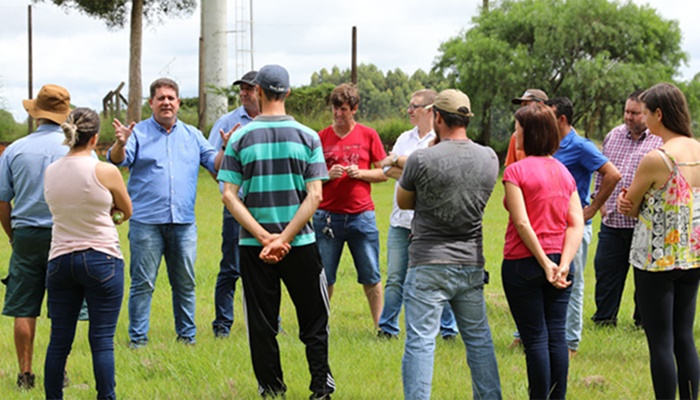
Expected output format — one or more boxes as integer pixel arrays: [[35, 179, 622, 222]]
[[376, 330, 398, 340], [176, 335, 196, 346], [592, 319, 617, 327], [17, 372, 35, 390], [309, 393, 332, 400], [128, 339, 148, 350], [213, 327, 230, 338], [441, 334, 458, 342]]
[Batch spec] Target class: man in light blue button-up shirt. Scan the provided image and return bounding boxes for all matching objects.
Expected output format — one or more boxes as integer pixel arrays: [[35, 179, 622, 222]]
[[108, 77, 226, 347], [0, 84, 71, 389], [208, 70, 259, 338]]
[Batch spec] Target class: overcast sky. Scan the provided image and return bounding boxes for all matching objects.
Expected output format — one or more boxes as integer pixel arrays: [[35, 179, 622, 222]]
[[1, 0, 699, 122]]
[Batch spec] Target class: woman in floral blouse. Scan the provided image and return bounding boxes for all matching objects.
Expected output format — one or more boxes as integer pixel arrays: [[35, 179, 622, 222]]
[[618, 82, 700, 400]]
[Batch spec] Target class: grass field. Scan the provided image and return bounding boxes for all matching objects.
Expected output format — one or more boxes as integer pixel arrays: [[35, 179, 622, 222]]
[[0, 169, 695, 399]]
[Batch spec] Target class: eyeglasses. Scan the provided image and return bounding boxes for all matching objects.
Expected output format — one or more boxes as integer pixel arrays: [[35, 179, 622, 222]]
[[407, 103, 429, 111]]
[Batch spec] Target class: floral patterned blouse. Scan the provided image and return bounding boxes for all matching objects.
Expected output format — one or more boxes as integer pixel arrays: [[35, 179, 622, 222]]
[[629, 149, 700, 272]]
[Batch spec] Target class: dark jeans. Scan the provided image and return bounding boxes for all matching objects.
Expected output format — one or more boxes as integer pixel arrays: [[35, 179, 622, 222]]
[[502, 255, 571, 400], [240, 244, 334, 397], [592, 224, 640, 325], [45, 249, 124, 400], [635, 268, 700, 400], [212, 207, 241, 333]]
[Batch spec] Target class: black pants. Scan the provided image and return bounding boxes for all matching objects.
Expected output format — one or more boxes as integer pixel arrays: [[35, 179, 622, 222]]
[[240, 244, 334, 396], [635, 268, 700, 400], [592, 224, 641, 325]]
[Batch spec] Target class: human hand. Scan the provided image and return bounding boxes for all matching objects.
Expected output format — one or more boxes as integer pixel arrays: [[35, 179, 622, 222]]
[[346, 165, 363, 179], [378, 154, 395, 168], [328, 164, 346, 180], [616, 188, 633, 214], [112, 119, 135, 146], [542, 258, 559, 283], [110, 207, 125, 225], [551, 263, 572, 289], [220, 123, 241, 150], [259, 234, 291, 264], [583, 205, 596, 222]]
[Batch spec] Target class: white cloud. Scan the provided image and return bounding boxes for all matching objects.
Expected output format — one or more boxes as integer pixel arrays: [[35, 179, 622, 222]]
[[0, 0, 697, 122]]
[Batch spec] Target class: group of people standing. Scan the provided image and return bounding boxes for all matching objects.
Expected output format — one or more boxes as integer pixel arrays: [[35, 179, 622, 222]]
[[0, 63, 699, 400]]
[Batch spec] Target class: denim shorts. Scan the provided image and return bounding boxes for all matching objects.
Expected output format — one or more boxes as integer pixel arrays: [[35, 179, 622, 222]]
[[312, 210, 381, 285], [2, 227, 52, 317]]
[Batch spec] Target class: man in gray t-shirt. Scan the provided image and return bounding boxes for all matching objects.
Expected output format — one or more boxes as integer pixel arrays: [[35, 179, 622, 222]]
[[397, 89, 502, 400]]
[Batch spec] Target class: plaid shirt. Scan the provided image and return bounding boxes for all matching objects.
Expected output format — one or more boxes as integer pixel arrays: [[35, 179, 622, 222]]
[[593, 124, 663, 228]]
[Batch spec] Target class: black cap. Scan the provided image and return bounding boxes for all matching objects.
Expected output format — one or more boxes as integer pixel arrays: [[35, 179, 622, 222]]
[[254, 65, 290, 94], [233, 70, 257, 86]]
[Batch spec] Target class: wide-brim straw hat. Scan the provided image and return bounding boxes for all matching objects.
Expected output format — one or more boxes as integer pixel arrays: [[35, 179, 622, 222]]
[[23, 84, 71, 124]]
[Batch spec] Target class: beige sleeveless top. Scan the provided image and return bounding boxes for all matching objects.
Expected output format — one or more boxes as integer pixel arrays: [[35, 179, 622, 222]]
[[44, 156, 122, 260]]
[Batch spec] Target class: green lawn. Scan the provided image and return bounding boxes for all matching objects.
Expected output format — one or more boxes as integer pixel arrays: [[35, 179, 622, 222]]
[[0, 170, 692, 399]]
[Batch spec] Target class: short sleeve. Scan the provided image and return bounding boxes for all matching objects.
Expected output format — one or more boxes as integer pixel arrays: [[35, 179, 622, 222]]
[[0, 151, 14, 202]]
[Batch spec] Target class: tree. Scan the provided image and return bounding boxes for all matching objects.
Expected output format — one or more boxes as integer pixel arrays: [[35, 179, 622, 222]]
[[434, 0, 687, 146], [39, 0, 196, 123]]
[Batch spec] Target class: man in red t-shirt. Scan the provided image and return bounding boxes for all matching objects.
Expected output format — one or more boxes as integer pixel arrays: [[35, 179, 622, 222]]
[[313, 83, 388, 331], [504, 88, 548, 166]]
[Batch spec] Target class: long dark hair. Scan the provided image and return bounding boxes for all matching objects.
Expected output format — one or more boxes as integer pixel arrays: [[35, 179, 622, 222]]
[[640, 83, 692, 137]]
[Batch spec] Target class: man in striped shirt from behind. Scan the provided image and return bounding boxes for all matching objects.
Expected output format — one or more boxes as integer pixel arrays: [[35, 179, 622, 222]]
[[217, 64, 335, 400]]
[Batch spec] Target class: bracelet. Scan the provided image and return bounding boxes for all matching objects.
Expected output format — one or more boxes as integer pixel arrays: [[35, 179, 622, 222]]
[[221, 145, 226, 151]]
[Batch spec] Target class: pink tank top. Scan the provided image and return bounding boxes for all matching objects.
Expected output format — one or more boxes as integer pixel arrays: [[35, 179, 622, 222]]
[[44, 156, 122, 260]]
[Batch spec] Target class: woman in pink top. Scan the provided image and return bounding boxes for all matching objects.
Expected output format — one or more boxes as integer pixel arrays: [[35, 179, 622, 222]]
[[618, 83, 700, 400], [43, 108, 131, 400], [501, 104, 583, 399]]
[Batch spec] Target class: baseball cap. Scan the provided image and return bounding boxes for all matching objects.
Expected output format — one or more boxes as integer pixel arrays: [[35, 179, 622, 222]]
[[22, 84, 71, 124], [427, 89, 474, 117], [254, 65, 290, 94], [512, 88, 549, 104], [233, 70, 257, 86]]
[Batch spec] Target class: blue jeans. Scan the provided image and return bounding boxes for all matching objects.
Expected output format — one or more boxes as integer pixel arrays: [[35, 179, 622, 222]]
[[502, 255, 571, 399], [379, 226, 457, 336], [212, 207, 240, 334], [565, 224, 591, 350], [312, 210, 381, 285], [45, 250, 123, 400], [402, 265, 501, 400], [128, 221, 197, 343]]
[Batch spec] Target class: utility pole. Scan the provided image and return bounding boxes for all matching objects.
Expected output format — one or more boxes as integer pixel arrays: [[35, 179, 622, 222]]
[[351, 27, 357, 85], [200, 0, 228, 127], [28, 5, 34, 133]]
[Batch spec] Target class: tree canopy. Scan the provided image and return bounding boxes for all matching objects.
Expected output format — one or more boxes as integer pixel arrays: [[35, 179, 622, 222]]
[[434, 0, 688, 145], [38, 0, 196, 123]]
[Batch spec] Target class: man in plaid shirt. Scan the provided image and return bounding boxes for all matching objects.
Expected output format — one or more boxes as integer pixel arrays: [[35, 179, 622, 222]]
[[590, 90, 663, 328]]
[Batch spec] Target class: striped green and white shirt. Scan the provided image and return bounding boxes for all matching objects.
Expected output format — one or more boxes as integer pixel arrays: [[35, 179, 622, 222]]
[[218, 115, 328, 247]]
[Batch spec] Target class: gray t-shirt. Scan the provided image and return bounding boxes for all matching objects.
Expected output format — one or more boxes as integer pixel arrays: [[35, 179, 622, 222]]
[[399, 140, 498, 267]]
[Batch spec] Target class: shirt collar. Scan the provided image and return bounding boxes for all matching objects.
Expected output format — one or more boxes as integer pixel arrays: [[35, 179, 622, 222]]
[[624, 126, 650, 141]]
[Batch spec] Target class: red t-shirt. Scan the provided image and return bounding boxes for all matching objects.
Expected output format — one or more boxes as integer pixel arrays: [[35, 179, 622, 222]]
[[318, 123, 387, 214], [502, 156, 576, 259], [504, 132, 525, 166]]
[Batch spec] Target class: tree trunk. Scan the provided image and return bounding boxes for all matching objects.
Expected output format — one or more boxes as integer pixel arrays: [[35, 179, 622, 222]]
[[483, 0, 489, 12], [127, 0, 143, 123], [478, 102, 492, 147]]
